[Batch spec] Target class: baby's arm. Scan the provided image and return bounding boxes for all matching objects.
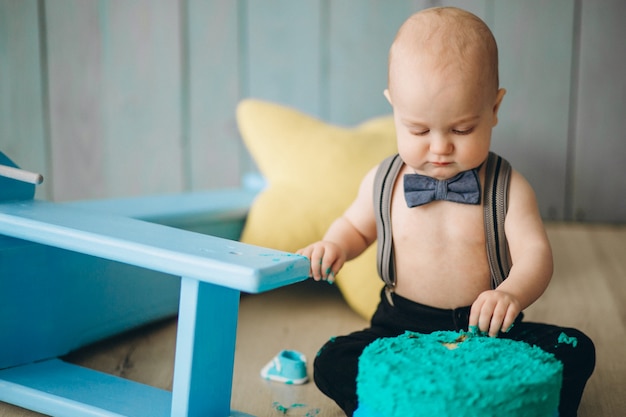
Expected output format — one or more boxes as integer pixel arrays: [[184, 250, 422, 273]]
[[297, 167, 378, 282], [469, 169, 553, 336]]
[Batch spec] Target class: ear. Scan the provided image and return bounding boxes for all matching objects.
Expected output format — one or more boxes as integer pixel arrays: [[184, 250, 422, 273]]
[[492, 88, 506, 126], [383, 89, 393, 106]]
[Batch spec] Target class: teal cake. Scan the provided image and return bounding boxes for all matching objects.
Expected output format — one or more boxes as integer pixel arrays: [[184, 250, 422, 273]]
[[355, 331, 563, 417]]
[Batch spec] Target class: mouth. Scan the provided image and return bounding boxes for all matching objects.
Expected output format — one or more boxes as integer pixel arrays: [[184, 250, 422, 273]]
[[431, 162, 452, 167]]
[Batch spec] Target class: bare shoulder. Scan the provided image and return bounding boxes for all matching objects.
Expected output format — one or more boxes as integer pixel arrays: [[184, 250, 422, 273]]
[[347, 164, 379, 215], [507, 168, 540, 216], [505, 168, 549, 246], [342, 164, 380, 243], [358, 164, 379, 197]]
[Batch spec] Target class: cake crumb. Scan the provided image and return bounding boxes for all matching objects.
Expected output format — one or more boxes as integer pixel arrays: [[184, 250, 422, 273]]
[[441, 342, 459, 350], [271, 402, 306, 415]]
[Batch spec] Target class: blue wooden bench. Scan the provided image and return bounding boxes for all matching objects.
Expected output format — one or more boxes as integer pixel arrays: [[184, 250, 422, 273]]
[[0, 151, 310, 417]]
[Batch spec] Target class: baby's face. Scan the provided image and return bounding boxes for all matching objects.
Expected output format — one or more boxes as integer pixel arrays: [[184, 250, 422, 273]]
[[387, 60, 504, 180]]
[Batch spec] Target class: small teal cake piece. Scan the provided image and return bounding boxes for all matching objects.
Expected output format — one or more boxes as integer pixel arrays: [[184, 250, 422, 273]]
[[355, 331, 563, 417]]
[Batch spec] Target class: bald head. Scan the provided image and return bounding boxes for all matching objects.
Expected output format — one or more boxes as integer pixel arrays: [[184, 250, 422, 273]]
[[388, 7, 499, 101]]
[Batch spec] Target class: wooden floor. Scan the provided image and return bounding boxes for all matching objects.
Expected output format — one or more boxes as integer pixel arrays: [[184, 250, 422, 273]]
[[1, 223, 625, 416]]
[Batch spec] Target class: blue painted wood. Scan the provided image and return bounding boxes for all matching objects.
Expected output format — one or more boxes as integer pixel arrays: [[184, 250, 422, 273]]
[[63, 188, 257, 238], [0, 243, 180, 369], [0, 201, 309, 293], [0, 187, 308, 415], [0, 164, 308, 415], [0, 151, 35, 201], [171, 279, 239, 416], [0, 359, 171, 417]]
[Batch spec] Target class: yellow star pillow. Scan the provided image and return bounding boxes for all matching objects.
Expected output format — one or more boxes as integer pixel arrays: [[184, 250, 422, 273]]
[[237, 99, 397, 319]]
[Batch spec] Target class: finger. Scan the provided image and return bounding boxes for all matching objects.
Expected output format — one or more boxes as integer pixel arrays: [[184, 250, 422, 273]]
[[488, 303, 507, 337], [468, 298, 484, 329], [502, 305, 519, 334], [320, 256, 335, 282], [309, 246, 326, 280], [477, 299, 496, 334], [326, 271, 335, 285], [295, 246, 310, 258], [295, 247, 315, 278]]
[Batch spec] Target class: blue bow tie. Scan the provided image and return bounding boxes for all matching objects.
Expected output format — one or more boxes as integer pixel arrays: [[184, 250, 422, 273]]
[[404, 168, 481, 207]]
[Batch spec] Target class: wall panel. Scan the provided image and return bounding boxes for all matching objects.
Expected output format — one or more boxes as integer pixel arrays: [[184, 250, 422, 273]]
[[99, 0, 184, 198], [45, 0, 107, 201], [186, 0, 242, 189], [326, 0, 419, 125], [573, 0, 626, 222], [492, 0, 575, 220], [46, 0, 184, 201], [245, 0, 322, 116], [440, 0, 490, 25], [0, 0, 624, 221], [0, 0, 49, 199]]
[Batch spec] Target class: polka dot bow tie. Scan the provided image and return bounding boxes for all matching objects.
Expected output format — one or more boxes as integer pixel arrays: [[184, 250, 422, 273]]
[[403, 168, 481, 208]]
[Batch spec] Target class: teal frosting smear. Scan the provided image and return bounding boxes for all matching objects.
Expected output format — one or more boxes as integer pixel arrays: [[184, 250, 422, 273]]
[[271, 402, 306, 414], [557, 332, 578, 347], [355, 330, 563, 417]]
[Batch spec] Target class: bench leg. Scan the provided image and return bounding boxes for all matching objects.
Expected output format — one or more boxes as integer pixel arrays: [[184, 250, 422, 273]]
[[171, 277, 240, 417]]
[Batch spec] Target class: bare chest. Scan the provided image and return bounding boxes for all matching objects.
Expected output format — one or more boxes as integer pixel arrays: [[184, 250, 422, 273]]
[[391, 194, 486, 257], [389, 179, 491, 307]]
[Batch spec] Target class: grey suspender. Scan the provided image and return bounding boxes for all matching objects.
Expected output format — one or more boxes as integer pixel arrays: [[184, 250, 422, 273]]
[[374, 154, 402, 288], [482, 152, 512, 288], [374, 152, 512, 290]]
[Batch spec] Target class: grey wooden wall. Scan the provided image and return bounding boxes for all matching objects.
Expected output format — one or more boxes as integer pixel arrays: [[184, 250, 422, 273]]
[[0, 0, 624, 222]]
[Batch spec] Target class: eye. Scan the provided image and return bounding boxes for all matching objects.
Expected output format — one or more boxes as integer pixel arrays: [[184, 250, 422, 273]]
[[452, 127, 474, 135], [409, 129, 430, 136]]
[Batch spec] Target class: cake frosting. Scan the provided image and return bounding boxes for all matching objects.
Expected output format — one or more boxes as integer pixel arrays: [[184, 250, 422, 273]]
[[355, 330, 563, 417]]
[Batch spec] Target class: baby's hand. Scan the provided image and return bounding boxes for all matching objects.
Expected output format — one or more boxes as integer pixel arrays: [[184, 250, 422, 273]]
[[469, 290, 521, 337], [296, 241, 346, 284]]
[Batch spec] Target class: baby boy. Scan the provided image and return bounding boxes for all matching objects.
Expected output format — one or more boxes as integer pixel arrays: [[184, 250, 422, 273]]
[[297, 7, 595, 417]]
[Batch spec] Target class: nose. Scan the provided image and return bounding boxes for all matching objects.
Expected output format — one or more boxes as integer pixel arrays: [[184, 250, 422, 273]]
[[429, 133, 454, 155]]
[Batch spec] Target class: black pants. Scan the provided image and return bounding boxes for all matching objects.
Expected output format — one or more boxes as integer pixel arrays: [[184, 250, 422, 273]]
[[314, 289, 595, 417]]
